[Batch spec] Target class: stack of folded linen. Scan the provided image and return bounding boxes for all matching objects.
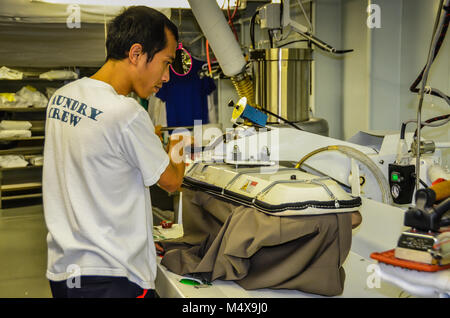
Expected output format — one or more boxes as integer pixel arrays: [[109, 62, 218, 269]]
[[39, 70, 78, 80], [375, 262, 450, 298], [0, 155, 29, 168], [16, 86, 48, 108], [0, 120, 32, 139], [29, 155, 43, 166], [0, 86, 48, 109], [0, 66, 23, 80]]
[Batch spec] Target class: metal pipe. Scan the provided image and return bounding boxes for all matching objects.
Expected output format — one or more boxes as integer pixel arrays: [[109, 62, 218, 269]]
[[188, 0, 246, 77]]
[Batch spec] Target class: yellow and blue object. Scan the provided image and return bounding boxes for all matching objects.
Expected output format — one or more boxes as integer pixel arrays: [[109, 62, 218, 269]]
[[231, 97, 268, 127]]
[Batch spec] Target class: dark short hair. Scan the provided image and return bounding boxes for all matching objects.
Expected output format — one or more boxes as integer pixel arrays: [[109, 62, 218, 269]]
[[106, 6, 179, 62]]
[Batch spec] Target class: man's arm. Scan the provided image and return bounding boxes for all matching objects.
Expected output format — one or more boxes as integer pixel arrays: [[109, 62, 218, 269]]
[[157, 135, 190, 193]]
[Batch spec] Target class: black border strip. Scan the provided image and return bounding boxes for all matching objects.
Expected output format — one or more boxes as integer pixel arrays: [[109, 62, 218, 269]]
[[183, 177, 361, 214]]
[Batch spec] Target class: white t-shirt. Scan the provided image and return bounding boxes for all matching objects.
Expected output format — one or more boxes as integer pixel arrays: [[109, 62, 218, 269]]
[[43, 77, 169, 289]]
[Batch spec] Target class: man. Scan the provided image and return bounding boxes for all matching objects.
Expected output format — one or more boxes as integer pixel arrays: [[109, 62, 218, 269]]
[[43, 6, 187, 298]]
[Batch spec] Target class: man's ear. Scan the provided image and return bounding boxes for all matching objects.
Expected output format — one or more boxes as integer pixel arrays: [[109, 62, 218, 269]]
[[128, 43, 144, 65]]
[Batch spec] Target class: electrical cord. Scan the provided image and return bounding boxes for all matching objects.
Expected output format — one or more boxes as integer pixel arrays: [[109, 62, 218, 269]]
[[277, 39, 308, 48], [411, 172, 430, 188], [227, 0, 239, 42], [400, 113, 450, 139], [268, 30, 274, 48], [333, 49, 354, 54], [413, 113, 450, 138], [257, 107, 304, 131], [297, 31, 354, 54], [206, 39, 212, 76], [409, 1, 450, 101], [429, 87, 450, 106], [250, 11, 258, 49]]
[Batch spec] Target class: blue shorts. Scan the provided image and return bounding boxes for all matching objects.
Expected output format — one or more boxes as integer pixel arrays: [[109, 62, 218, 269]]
[[49, 276, 156, 298]]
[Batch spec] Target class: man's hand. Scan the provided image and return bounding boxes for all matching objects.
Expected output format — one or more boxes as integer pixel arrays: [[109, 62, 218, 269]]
[[168, 133, 195, 163], [158, 133, 194, 193]]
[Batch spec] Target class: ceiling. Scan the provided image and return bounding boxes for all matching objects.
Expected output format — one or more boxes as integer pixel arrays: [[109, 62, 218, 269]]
[[0, 0, 170, 67], [0, 0, 170, 23]]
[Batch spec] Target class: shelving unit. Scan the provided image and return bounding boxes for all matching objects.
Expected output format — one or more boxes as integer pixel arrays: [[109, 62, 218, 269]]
[[0, 68, 66, 210], [0, 67, 100, 210], [0, 116, 45, 209]]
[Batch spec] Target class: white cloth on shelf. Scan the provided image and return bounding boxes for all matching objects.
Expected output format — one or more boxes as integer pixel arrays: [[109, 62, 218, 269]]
[[0, 120, 32, 130], [39, 70, 78, 80], [0, 130, 32, 138], [375, 262, 450, 298], [0, 155, 29, 168], [29, 155, 43, 166], [0, 66, 23, 80], [0, 93, 30, 108], [16, 86, 48, 108], [0, 93, 16, 105]]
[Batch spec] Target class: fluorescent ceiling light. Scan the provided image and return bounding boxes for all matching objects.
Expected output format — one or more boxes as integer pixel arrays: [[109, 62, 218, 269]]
[[33, 0, 240, 9]]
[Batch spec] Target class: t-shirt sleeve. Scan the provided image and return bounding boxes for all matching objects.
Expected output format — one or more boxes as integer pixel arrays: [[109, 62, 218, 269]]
[[119, 110, 169, 187]]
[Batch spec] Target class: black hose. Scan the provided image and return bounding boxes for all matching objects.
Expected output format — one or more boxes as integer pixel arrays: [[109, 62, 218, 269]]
[[400, 122, 408, 140], [277, 39, 308, 48], [441, 217, 450, 227], [410, 2, 450, 101], [434, 198, 450, 218], [413, 113, 450, 138], [268, 30, 273, 48], [411, 173, 430, 189], [334, 49, 354, 54], [400, 113, 450, 140], [258, 107, 304, 131], [250, 11, 258, 49], [300, 32, 353, 55]]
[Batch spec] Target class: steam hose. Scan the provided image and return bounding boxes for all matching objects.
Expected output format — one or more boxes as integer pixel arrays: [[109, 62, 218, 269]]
[[230, 73, 256, 107], [295, 145, 392, 204], [188, 0, 256, 108]]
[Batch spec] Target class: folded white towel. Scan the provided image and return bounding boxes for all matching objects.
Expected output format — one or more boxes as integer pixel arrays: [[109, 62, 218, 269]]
[[375, 263, 450, 298], [15, 86, 48, 108], [0, 66, 23, 80], [39, 70, 78, 80], [0, 130, 32, 138], [29, 155, 43, 166], [0, 120, 32, 130], [0, 155, 29, 168]]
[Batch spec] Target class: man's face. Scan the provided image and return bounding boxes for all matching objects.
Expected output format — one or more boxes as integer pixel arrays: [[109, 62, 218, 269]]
[[133, 29, 177, 98]]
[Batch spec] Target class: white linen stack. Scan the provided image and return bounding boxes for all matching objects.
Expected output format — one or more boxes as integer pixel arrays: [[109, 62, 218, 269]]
[[0, 120, 33, 168], [0, 155, 29, 168], [375, 263, 450, 298], [29, 155, 43, 166], [0, 120, 32, 139], [0, 86, 48, 108]]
